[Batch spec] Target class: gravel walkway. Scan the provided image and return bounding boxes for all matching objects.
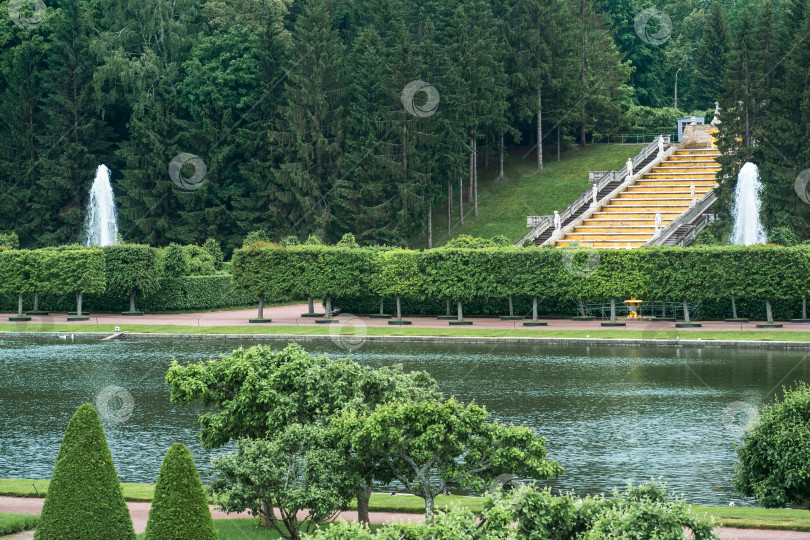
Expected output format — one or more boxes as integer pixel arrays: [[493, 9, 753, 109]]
[[3, 303, 810, 334]]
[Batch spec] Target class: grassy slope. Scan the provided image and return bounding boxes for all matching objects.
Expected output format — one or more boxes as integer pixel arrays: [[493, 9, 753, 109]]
[[411, 144, 645, 248], [1, 322, 808, 342], [4, 480, 810, 532]]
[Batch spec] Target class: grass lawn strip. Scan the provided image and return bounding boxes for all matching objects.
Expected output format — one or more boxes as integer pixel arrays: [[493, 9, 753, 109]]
[[4, 480, 810, 531], [0, 513, 39, 535], [1, 323, 810, 344]]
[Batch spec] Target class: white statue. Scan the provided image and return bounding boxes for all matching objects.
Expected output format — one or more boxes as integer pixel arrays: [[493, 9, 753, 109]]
[[711, 101, 721, 125], [657, 136, 665, 157], [654, 211, 663, 236], [591, 184, 598, 207], [553, 210, 561, 230], [626, 158, 634, 181], [690, 183, 696, 207]]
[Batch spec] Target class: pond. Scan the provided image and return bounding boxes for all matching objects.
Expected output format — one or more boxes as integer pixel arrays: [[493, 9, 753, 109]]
[[1, 335, 808, 506]]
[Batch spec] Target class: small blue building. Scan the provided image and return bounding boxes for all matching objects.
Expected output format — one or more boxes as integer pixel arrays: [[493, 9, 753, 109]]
[[677, 116, 705, 142]]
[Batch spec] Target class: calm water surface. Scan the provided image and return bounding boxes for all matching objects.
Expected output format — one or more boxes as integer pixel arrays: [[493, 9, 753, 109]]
[[1, 335, 808, 506]]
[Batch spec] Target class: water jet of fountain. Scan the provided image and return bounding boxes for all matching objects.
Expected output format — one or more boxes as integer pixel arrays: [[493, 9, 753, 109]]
[[730, 162, 767, 245], [83, 165, 120, 247]]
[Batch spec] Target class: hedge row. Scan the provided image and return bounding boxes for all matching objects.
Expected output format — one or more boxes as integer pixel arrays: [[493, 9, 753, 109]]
[[0, 245, 257, 313], [233, 245, 810, 318]]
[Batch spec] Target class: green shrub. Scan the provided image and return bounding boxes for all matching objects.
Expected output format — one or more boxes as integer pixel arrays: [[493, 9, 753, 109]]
[[163, 244, 190, 277], [769, 226, 800, 246], [335, 233, 359, 248], [202, 238, 224, 270], [304, 234, 323, 245], [183, 245, 216, 275], [0, 514, 39, 535], [734, 382, 810, 507], [35, 404, 135, 539], [243, 229, 270, 246], [0, 231, 19, 249], [145, 443, 217, 540]]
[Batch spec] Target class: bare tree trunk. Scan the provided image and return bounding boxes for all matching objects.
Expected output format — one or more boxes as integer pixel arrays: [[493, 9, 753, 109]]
[[129, 293, 136, 313], [468, 139, 474, 202], [424, 492, 436, 524], [731, 296, 738, 319], [308, 296, 314, 314], [33, 292, 39, 312], [532, 296, 538, 322], [446, 298, 451, 316], [379, 296, 385, 315], [683, 299, 691, 323], [457, 300, 463, 321], [579, 298, 586, 317], [557, 123, 561, 161], [579, 0, 587, 147], [508, 295, 514, 317], [447, 181, 452, 234], [473, 139, 479, 217], [396, 294, 402, 320], [356, 483, 373, 526], [458, 173, 464, 225], [76, 291, 84, 317], [17, 293, 23, 317], [803, 298, 807, 320], [766, 298, 773, 323], [257, 293, 264, 319], [427, 204, 433, 249], [537, 88, 543, 171], [498, 130, 505, 180], [325, 295, 332, 318], [610, 297, 616, 323], [662, 299, 667, 317]]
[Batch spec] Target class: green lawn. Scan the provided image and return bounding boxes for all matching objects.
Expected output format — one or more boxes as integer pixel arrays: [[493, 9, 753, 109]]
[[0, 513, 39, 535], [1, 322, 809, 343], [411, 144, 645, 248], [6, 478, 810, 533]]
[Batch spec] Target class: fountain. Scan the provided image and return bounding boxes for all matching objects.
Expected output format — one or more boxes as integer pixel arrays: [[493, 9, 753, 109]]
[[83, 165, 119, 246], [730, 162, 767, 245]]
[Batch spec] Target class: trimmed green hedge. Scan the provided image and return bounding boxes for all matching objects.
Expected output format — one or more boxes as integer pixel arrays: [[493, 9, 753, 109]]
[[145, 443, 217, 540], [233, 245, 810, 320], [35, 404, 135, 539], [0, 275, 257, 313]]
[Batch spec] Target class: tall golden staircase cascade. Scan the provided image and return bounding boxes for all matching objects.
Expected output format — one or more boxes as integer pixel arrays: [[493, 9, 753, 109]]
[[518, 137, 719, 249]]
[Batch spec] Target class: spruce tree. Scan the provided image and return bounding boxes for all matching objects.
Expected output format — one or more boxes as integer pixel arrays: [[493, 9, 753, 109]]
[[35, 404, 135, 539], [145, 443, 217, 540], [695, 1, 731, 108]]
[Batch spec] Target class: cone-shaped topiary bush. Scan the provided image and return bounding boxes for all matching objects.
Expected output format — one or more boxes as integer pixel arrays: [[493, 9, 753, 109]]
[[145, 443, 217, 539], [35, 403, 135, 539]]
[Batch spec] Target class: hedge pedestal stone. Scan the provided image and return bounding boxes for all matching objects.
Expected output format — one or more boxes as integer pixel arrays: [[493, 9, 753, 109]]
[[523, 321, 547, 327], [121, 311, 144, 316], [601, 322, 626, 327], [249, 318, 272, 323], [756, 323, 783, 328], [370, 314, 393, 319], [315, 318, 339, 324], [676, 322, 702, 328], [449, 320, 473, 325], [388, 320, 412, 325], [67, 316, 90, 321], [8, 316, 31, 321]]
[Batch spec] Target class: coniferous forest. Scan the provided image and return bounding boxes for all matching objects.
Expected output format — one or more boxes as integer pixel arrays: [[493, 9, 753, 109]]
[[0, 0, 807, 252]]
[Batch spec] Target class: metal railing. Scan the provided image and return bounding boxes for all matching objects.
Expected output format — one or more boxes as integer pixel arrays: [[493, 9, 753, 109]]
[[515, 135, 672, 247], [644, 191, 717, 247], [593, 132, 679, 144], [677, 213, 715, 247]]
